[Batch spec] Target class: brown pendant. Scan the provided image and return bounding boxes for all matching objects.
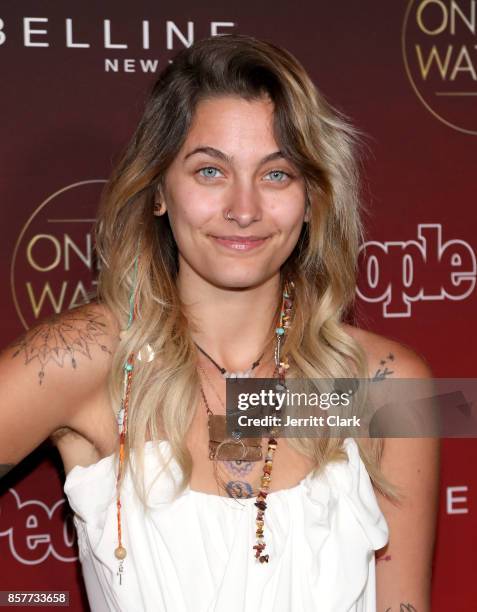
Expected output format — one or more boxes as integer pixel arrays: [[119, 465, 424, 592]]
[[207, 414, 263, 461]]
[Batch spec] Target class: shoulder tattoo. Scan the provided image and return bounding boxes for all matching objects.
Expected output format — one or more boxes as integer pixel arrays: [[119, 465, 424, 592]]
[[372, 352, 395, 381], [10, 308, 112, 385]]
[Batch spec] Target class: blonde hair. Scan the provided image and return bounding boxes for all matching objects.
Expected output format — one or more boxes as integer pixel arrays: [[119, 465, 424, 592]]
[[94, 33, 398, 505]]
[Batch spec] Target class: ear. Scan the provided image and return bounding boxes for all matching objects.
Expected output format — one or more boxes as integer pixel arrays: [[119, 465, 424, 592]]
[[153, 185, 168, 217]]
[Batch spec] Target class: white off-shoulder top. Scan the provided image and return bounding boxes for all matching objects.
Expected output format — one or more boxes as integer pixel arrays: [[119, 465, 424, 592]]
[[63, 437, 389, 612]]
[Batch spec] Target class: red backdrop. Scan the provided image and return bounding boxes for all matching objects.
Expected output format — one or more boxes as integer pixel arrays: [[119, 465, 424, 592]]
[[0, 1, 475, 609]]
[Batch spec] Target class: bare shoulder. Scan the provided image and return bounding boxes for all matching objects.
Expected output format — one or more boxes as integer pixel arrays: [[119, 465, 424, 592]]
[[2, 301, 120, 386], [0, 301, 122, 471], [341, 323, 433, 379]]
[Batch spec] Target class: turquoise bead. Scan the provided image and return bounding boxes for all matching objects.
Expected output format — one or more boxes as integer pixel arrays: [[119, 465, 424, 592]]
[[276, 327, 285, 335], [124, 363, 134, 372]]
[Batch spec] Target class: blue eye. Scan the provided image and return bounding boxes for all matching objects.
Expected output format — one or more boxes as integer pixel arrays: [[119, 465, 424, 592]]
[[266, 170, 290, 182], [198, 167, 222, 179]]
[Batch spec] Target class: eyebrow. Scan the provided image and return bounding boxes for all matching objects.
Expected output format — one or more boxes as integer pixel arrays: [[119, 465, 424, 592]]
[[183, 146, 286, 165]]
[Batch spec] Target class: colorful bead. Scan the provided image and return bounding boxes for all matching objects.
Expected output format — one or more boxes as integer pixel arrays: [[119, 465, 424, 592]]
[[115, 546, 127, 560]]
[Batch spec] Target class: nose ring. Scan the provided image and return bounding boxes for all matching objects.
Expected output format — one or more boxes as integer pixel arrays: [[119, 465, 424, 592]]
[[225, 209, 235, 221]]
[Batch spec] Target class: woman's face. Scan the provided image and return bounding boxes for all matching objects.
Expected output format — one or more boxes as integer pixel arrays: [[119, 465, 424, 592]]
[[158, 94, 309, 289]]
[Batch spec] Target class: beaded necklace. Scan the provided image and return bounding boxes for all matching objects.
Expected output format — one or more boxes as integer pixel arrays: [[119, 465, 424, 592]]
[[251, 278, 294, 563], [114, 275, 295, 581]]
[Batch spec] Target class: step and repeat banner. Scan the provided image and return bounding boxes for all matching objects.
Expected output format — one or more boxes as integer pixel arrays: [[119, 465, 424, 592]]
[[0, 1, 476, 610]]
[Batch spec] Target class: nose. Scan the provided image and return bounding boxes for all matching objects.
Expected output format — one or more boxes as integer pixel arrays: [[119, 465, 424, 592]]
[[224, 179, 262, 227]]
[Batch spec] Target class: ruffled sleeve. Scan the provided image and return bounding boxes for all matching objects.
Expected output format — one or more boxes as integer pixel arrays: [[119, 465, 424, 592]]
[[63, 453, 117, 532], [328, 438, 389, 550], [299, 437, 389, 610]]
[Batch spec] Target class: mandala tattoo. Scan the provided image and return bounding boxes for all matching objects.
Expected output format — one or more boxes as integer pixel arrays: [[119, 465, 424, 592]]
[[373, 352, 395, 381], [225, 480, 254, 498], [222, 460, 255, 478], [10, 309, 112, 385]]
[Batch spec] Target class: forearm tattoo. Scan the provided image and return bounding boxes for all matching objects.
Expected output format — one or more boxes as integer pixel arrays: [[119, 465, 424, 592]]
[[385, 605, 417, 612], [10, 309, 112, 385]]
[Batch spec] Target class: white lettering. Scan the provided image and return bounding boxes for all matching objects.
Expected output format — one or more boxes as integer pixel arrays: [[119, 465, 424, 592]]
[[450, 0, 476, 34], [104, 58, 160, 73], [105, 58, 119, 72], [166, 21, 193, 50], [417, 0, 476, 36], [24, 17, 48, 47], [65, 18, 90, 48], [27, 234, 61, 272], [357, 224, 476, 318], [447, 485, 469, 514], [142, 20, 150, 50], [26, 281, 67, 318], [63, 233, 92, 271], [415, 45, 453, 80], [69, 281, 89, 309], [210, 22, 235, 36], [124, 58, 135, 73], [104, 19, 127, 49], [0, 18, 6, 46], [140, 58, 158, 72], [450, 45, 477, 80]]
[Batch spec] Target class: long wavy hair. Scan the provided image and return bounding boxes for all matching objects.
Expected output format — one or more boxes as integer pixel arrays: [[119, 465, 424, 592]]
[[95, 33, 399, 504]]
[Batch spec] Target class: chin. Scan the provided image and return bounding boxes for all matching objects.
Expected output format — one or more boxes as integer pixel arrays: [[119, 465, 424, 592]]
[[207, 269, 270, 290]]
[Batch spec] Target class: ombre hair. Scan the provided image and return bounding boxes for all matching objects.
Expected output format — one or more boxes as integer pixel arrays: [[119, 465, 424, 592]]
[[94, 33, 398, 504]]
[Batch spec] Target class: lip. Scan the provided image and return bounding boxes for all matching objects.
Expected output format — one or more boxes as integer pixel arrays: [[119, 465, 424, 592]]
[[210, 234, 270, 251]]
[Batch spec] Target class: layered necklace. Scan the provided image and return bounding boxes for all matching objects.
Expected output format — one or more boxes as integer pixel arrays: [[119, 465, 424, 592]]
[[113, 276, 295, 582], [196, 277, 295, 563], [196, 343, 269, 463]]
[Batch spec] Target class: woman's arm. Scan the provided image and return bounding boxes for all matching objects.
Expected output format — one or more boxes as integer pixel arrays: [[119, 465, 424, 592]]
[[371, 343, 440, 612], [0, 302, 117, 479]]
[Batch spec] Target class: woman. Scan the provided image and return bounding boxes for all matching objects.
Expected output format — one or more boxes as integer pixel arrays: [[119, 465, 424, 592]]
[[0, 34, 439, 611]]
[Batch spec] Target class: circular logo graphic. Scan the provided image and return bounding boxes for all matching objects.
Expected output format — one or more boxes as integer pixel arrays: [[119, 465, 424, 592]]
[[11, 180, 106, 329], [403, 0, 477, 134]]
